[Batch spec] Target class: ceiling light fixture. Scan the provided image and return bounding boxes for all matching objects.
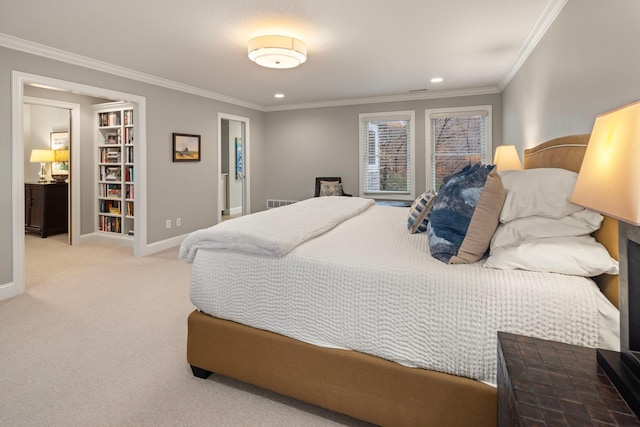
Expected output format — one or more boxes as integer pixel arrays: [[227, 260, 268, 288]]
[[430, 77, 443, 83], [274, 93, 285, 98], [248, 35, 307, 69]]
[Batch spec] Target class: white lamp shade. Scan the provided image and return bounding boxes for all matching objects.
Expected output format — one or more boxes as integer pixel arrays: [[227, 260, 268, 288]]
[[248, 35, 307, 69], [30, 149, 55, 163], [493, 145, 523, 171], [571, 99, 640, 225]]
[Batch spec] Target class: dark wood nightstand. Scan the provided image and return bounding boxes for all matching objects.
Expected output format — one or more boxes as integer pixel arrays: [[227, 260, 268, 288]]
[[497, 332, 640, 426], [25, 182, 68, 238]]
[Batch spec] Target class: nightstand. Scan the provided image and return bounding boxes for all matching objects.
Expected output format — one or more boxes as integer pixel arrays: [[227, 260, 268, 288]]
[[25, 182, 68, 238], [497, 332, 640, 426]]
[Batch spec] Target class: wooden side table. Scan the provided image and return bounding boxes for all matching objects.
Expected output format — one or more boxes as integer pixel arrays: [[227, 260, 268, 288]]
[[497, 332, 640, 426]]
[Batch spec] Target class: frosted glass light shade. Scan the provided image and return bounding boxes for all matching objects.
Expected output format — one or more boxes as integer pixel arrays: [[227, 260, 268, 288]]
[[571, 100, 640, 225], [493, 145, 523, 171], [248, 36, 307, 69]]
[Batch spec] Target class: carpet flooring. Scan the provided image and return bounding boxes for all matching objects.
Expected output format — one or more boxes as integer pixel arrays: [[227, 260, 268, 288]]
[[0, 234, 373, 426]]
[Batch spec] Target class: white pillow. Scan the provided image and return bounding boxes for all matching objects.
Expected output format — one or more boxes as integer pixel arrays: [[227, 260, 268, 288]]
[[499, 168, 583, 223], [485, 235, 619, 277], [490, 210, 604, 250]]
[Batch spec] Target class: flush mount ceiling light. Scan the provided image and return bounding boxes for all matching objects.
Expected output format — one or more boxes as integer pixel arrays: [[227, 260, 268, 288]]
[[248, 35, 307, 69]]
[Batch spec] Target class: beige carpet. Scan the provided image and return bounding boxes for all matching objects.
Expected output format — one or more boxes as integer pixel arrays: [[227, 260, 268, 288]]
[[0, 234, 373, 426]]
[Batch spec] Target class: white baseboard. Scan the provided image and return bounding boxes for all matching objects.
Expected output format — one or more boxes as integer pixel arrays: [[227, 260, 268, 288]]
[[0, 281, 20, 301], [229, 206, 242, 215], [141, 233, 189, 256]]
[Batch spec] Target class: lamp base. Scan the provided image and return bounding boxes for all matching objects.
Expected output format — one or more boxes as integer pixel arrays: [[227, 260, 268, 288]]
[[597, 349, 640, 417]]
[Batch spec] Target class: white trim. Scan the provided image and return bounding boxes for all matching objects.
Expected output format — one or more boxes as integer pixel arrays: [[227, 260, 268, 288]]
[[23, 96, 81, 245], [0, 281, 20, 300], [265, 86, 501, 112], [358, 110, 416, 202], [0, 33, 504, 113], [498, 0, 568, 90], [144, 234, 189, 255], [425, 105, 493, 192], [218, 113, 251, 225], [0, 33, 261, 111], [229, 206, 243, 216], [9, 71, 149, 301]]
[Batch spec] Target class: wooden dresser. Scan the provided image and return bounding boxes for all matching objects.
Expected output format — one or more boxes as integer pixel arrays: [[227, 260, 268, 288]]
[[25, 182, 68, 238]]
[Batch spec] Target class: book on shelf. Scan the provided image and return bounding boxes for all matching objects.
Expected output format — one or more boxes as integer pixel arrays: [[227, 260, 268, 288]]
[[105, 184, 121, 198], [101, 166, 121, 181], [124, 127, 134, 144], [123, 110, 133, 125]]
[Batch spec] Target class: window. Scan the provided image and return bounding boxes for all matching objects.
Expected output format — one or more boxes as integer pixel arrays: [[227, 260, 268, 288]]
[[359, 111, 415, 200], [425, 106, 492, 192]]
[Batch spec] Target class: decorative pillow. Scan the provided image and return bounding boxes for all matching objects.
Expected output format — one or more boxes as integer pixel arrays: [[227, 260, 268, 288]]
[[320, 181, 344, 196], [499, 168, 583, 223], [407, 190, 436, 234], [490, 210, 604, 250], [485, 235, 619, 277], [427, 164, 505, 264]]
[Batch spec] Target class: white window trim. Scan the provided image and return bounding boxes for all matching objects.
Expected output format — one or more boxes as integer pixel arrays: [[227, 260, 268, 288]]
[[424, 105, 493, 192], [358, 110, 416, 201]]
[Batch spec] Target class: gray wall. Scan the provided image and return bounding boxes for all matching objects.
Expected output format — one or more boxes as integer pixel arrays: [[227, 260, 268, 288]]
[[503, 0, 640, 151], [0, 46, 265, 287], [263, 94, 502, 202]]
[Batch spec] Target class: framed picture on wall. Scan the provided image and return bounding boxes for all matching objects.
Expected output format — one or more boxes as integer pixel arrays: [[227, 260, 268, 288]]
[[172, 133, 201, 162], [235, 137, 243, 180], [50, 131, 69, 179]]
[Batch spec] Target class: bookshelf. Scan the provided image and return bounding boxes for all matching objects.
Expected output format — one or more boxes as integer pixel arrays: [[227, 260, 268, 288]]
[[94, 102, 135, 240]]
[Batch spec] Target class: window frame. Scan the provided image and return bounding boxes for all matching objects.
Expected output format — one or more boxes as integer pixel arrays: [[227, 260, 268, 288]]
[[424, 105, 493, 193], [358, 110, 416, 201]]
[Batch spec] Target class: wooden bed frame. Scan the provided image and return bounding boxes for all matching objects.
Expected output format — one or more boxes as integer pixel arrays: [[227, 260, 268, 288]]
[[186, 135, 619, 427]]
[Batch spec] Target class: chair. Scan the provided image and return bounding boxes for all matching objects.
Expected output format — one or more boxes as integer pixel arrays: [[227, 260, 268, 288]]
[[314, 177, 352, 197]]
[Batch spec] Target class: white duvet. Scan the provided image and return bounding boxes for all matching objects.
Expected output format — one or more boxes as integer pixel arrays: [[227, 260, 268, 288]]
[[184, 199, 619, 385]]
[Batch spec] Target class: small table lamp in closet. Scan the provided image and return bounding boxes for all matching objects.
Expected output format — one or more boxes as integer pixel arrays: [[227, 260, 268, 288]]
[[571, 99, 640, 417], [493, 145, 523, 171], [30, 149, 55, 183]]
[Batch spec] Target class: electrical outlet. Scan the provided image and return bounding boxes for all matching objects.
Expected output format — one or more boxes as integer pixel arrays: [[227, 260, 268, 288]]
[[176, 217, 182, 227], [165, 219, 172, 229]]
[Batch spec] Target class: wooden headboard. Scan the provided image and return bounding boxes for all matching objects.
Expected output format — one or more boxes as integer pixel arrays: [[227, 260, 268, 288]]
[[523, 134, 620, 308]]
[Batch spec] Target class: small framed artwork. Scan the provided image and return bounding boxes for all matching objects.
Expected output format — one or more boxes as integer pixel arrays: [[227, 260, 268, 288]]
[[172, 133, 201, 162], [50, 131, 69, 179], [235, 137, 243, 180]]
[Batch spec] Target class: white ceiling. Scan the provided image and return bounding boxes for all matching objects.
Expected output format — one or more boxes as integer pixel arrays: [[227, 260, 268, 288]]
[[0, 0, 562, 110]]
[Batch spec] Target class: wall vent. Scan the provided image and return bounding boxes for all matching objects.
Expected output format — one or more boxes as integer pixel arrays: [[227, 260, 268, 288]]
[[267, 199, 298, 209]]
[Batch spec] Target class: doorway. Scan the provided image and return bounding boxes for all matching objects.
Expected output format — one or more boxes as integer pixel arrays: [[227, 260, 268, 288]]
[[6, 71, 148, 301], [218, 113, 250, 223], [23, 98, 78, 246]]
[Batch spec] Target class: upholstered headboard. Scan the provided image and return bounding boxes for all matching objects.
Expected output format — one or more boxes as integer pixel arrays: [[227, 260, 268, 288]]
[[523, 134, 620, 308]]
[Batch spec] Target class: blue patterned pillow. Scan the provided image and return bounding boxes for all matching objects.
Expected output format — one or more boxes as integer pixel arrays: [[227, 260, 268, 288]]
[[407, 190, 436, 234], [427, 164, 505, 264]]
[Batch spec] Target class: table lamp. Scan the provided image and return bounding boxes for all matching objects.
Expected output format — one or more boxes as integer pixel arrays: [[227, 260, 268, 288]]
[[29, 149, 55, 183], [493, 145, 523, 171], [571, 99, 640, 416]]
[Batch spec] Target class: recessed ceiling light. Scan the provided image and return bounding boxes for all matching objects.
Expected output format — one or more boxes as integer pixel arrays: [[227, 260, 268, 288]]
[[430, 77, 443, 83], [274, 93, 285, 98]]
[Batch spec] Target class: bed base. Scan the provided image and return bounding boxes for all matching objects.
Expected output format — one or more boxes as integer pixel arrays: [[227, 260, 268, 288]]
[[187, 310, 496, 427]]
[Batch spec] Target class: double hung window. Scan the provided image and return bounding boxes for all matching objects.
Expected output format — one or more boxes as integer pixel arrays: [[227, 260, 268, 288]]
[[359, 111, 415, 200], [425, 106, 492, 192]]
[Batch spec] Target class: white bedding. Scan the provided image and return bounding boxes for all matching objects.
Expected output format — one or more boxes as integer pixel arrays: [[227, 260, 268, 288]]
[[185, 200, 619, 385]]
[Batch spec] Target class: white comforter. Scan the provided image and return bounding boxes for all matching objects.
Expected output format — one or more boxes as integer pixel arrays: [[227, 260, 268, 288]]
[[184, 200, 619, 385]]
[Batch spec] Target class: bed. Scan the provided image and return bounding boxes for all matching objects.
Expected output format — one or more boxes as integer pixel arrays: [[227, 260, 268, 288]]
[[180, 135, 620, 427]]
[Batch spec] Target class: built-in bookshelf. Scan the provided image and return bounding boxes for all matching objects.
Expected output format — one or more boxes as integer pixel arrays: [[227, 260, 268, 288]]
[[94, 102, 135, 240]]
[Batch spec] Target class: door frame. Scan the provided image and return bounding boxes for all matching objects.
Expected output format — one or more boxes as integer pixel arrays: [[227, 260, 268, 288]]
[[217, 112, 250, 223], [23, 96, 80, 246], [7, 71, 148, 300]]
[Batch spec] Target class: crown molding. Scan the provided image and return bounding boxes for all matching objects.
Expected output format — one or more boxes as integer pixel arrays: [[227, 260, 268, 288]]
[[0, 33, 263, 111], [263, 86, 502, 112], [498, 0, 568, 90]]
